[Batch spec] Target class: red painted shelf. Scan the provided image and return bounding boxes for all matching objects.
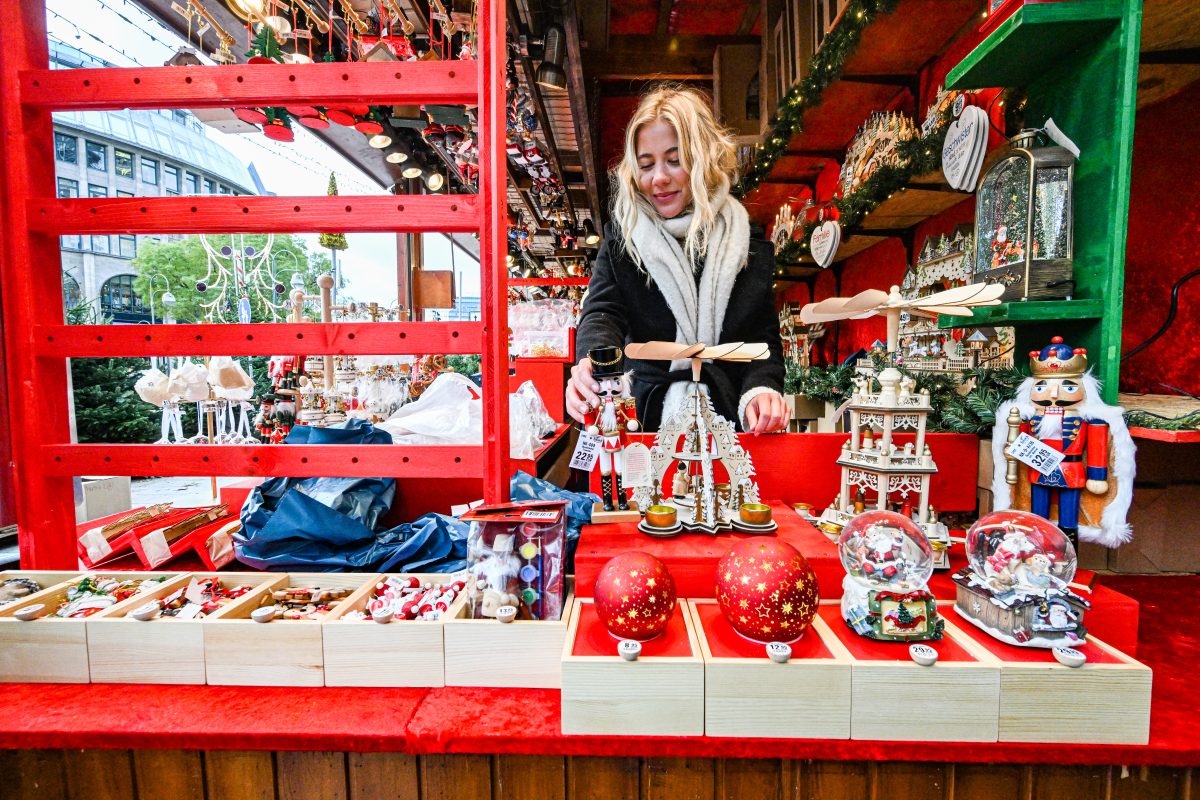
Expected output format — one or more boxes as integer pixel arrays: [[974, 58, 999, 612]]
[[1129, 427, 1200, 444], [19, 61, 476, 111], [41, 444, 483, 479], [34, 322, 484, 358], [28, 195, 479, 235]]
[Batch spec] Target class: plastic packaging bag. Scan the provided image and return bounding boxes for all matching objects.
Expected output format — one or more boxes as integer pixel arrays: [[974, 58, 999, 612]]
[[509, 470, 599, 572], [508, 299, 577, 358], [208, 356, 254, 400], [462, 501, 567, 621], [514, 380, 558, 438], [170, 362, 210, 402], [135, 368, 171, 406]]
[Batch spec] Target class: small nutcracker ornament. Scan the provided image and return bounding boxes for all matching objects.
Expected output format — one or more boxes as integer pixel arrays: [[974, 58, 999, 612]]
[[582, 346, 640, 516], [594, 551, 676, 641], [715, 540, 819, 643], [838, 511, 943, 642], [994, 337, 1135, 548]]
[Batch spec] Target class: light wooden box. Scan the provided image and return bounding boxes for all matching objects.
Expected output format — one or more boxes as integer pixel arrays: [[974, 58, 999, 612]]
[[817, 605, 1001, 742], [86, 572, 287, 685], [690, 600, 851, 739], [322, 573, 469, 687], [0, 572, 185, 683], [203, 572, 373, 687], [950, 609, 1152, 744], [560, 597, 704, 736], [443, 585, 575, 688]]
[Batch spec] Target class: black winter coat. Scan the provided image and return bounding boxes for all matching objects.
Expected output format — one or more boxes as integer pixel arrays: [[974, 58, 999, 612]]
[[576, 226, 785, 432]]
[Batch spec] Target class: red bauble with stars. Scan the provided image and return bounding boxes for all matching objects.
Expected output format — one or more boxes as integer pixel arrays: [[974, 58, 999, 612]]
[[594, 551, 677, 641], [716, 539, 819, 643]]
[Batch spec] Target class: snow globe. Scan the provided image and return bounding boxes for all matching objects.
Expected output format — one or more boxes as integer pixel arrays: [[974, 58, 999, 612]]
[[953, 510, 1088, 647], [838, 510, 944, 641]]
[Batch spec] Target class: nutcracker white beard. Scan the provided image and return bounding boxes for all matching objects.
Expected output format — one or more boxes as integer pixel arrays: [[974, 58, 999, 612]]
[[600, 398, 617, 432]]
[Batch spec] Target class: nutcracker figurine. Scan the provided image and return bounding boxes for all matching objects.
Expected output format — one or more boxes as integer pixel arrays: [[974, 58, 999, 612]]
[[582, 346, 639, 513], [994, 337, 1135, 548]]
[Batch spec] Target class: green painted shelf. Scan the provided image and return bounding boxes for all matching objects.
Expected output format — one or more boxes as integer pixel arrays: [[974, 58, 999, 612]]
[[937, 299, 1103, 328], [946, 1, 1124, 90]]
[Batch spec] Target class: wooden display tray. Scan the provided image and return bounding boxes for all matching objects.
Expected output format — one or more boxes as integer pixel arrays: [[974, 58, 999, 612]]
[[560, 598, 704, 736], [689, 600, 851, 739], [817, 604, 1001, 742], [322, 573, 470, 688], [443, 584, 575, 689], [950, 608, 1152, 744], [0, 572, 185, 683], [85, 572, 286, 685], [202, 573, 372, 688]]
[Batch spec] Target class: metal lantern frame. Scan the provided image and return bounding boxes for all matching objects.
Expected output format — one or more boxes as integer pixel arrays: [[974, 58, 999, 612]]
[[972, 129, 1075, 301]]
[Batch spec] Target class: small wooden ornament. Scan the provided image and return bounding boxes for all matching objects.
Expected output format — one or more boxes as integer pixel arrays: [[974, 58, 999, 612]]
[[810, 219, 841, 268], [942, 105, 988, 191]]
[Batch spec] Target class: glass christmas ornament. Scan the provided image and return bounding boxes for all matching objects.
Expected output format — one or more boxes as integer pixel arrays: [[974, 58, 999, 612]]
[[715, 539, 818, 643], [594, 552, 676, 641], [973, 129, 1074, 301], [838, 510, 934, 593], [965, 509, 1078, 591]]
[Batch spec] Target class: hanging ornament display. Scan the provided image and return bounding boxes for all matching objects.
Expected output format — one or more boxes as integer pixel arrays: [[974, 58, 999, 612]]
[[953, 510, 1089, 648], [194, 234, 290, 323], [261, 108, 295, 142], [809, 210, 841, 269], [715, 539, 819, 644], [942, 96, 988, 192], [593, 552, 677, 641], [838, 511, 944, 642]]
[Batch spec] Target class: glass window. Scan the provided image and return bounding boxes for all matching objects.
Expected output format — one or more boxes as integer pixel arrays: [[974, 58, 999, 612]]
[[140, 157, 158, 185], [54, 133, 77, 164], [163, 164, 180, 194], [114, 149, 133, 178], [100, 274, 144, 314], [91, 235, 110, 254], [62, 273, 82, 311], [85, 141, 106, 171], [61, 235, 82, 250], [57, 177, 78, 198], [204, 178, 216, 195], [118, 234, 137, 258], [185, 172, 200, 194], [219, 184, 232, 195], [116, 189, 133, 198], [88, 184, 106, 198], [173, 109, 188, 125]]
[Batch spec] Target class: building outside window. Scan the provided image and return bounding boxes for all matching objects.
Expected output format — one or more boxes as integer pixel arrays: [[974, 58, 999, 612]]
[[140, 157, 159, 185], [88, 184, 106, 198], [114, 149, 133, 178], [63, 273, 82, 313], [100, 274, 143, 315], [163, 164, 179, 194], [185, 172, 200, 194], [57, 177, 78, 198], [55, 133, 77, 164], [116, 189, 133, 198], [205, 178, 217, 194], [117, 234, 137, 259], [219, 184, 232, 195], [85, 140, 107, 171], [91, 235, 110, 254]]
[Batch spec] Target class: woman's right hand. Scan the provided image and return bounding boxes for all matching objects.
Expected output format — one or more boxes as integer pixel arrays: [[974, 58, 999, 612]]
[[565, 358, 600, 424]]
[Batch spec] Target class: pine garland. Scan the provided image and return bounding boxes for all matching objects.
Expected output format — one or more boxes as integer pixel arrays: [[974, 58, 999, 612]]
[[1123, 409, 1200, 432]]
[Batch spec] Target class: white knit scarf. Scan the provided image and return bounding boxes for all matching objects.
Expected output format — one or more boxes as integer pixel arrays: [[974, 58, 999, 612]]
[[627, 189, 751, 373]]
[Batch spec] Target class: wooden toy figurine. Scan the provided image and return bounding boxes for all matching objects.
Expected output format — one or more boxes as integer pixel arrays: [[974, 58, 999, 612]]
[[582, 346, 640, 516], [993, 337, 1135, 548]]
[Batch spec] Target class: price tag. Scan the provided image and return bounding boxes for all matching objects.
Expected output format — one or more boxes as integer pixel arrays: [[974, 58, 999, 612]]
[[909, 644, 938, 666], [1006, 432, 1066, 475], [520, 510, 558, 521], [1053, 646, 1087, 668], [618, 639, 642, 661], [622, 442, 653, 487], [952, 93, 966, 119], [766, 642, 792, 663], [569, 430, 602, 471]]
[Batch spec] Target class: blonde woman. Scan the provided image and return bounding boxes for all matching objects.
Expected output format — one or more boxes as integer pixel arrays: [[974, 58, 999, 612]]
[[568, 85, 789, 434]]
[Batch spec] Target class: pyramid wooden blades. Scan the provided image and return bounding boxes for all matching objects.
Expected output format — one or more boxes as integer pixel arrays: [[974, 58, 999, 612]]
[[800, 303, 877, 324], [696, 342, 770, 361], [842, 288, 890, 313], [906, 282, 1004, 309], [913, 304, 975, 316], [624, 342, 705, 361]]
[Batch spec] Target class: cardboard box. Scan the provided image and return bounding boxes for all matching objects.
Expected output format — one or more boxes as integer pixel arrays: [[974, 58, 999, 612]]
[[561, 598, 704, 736], [443, 586, 576, 688], [203, 573, 372, 687], [0, 572, 184, 683], [86, 572, 285, 685], [1110, 483, 1200, 573], [950, 609, 1152, 744], [690, 600, 851, 739], [322, 573, 469, 687], [817, 605, 1001, 742]]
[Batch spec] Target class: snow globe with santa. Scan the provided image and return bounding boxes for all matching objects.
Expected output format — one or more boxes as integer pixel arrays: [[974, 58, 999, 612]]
[[952, 509, 1089, 647], [838, 510, 944, 642]]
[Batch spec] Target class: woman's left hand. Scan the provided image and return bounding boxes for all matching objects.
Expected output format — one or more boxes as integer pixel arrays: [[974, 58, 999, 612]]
[[744, 391, 791, 435]]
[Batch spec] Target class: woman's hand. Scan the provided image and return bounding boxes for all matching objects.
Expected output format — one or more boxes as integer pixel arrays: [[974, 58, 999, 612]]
[[744, 391, 790, 435], [565, 358, 600, 424]]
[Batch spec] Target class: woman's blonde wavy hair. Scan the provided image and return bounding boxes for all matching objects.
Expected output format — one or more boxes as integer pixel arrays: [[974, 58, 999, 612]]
[[611, 84, 739, 266]]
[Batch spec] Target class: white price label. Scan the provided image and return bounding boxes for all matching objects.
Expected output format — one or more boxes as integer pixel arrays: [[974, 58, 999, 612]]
[[618, 639, 642, 661], [622, 442, 653, 487], [766, 642, 792, 663], [1006, 432, 1066, 475], [569, 430, 602, 471], [520, 510, 558, 521], [909, 644, 938, 666]]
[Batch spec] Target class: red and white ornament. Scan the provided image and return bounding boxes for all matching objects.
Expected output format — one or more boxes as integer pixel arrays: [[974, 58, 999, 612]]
[[715, 539, 819, 643], [594, 552, 677, 641]]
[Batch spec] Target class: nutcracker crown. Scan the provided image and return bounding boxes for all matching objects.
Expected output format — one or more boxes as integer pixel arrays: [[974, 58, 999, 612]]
[[1028, 336, 1087, 379]]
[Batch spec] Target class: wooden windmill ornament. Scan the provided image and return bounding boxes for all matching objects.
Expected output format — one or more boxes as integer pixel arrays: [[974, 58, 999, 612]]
[[623, 341, 771, 536]]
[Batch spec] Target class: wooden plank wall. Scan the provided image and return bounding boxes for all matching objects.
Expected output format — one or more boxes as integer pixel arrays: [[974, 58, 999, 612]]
[[0, 750, 1192, 800]]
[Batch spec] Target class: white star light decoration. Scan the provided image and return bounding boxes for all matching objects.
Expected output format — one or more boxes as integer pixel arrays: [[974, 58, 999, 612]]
[[195, 234, 291, 323]]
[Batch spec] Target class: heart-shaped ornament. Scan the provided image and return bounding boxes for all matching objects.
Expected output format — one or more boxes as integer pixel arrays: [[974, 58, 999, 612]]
[[810, 220, 841, 268], [942, 105, 987, 191]]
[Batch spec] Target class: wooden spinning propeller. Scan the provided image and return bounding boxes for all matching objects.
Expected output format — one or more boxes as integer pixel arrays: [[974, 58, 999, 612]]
[[799, 283, 1005, 354], [624, 341, 771, 382]]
